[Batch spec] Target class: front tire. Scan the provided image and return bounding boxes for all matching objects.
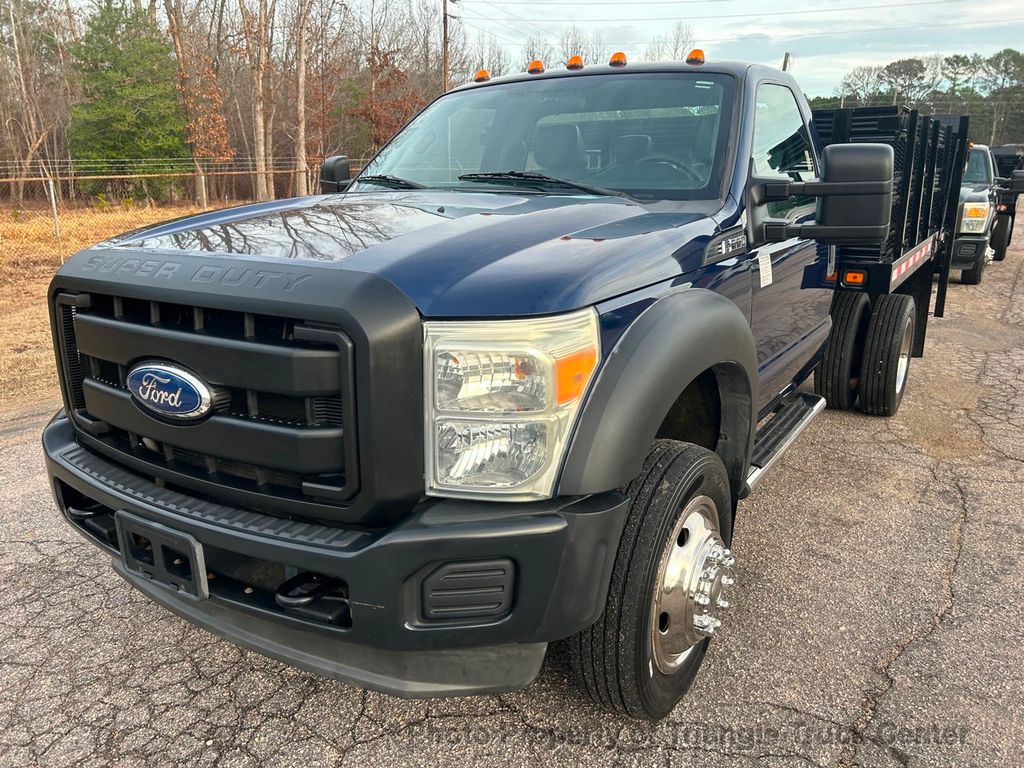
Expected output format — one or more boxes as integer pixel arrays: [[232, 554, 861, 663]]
[[992, 216, 1010, 262], [859, 294, 915, 416], [961, 250, 987, 284], [569, 441, 734, 720]]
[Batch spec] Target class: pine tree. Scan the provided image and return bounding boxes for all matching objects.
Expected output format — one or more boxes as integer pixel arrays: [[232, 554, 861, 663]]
[[69, 0, 188, 202]]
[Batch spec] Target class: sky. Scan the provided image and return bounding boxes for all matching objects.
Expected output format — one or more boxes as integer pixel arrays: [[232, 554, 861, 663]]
[[451, 0, 1024, 96]]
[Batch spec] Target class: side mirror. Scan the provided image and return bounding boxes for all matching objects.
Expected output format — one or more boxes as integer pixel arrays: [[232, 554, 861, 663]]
[[996, 169, 1024, 194], [320, 155, 351, 194], [757, 143, 894, 246]]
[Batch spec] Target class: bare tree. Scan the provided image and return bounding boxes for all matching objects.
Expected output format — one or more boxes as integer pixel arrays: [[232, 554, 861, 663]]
[[289, 0, 313, 195], [470, 31, 510, 78], [558, 25, 608, 67], [237, 0, 278, 200], [838, 65, 882, 106], [644, 21, 693, 62], [521, 35, 554, 70]]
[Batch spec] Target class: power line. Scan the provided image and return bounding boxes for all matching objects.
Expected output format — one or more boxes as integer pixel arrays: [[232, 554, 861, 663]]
[[456, 15, 1024, 48], [456, 14, 529, 48], [463, 0, 740, 4], [458, 0, 964, 23], [464, 0, 550, 39]]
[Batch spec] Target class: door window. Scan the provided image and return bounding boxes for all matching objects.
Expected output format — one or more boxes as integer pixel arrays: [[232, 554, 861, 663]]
[[752, 84, 815, 218]]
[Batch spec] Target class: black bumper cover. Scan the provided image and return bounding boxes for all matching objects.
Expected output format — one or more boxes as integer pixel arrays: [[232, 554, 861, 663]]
[[950, 233, 988, 269], [43, 415, 628, 697]]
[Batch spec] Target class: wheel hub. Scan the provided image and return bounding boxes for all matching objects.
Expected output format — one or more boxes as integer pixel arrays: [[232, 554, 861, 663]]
[[651, 494, 735, 675]]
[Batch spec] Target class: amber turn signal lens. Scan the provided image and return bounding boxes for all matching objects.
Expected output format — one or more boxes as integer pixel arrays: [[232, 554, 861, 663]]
[[842, 270, 867, 286], [555, 347, 598, 405], [566, 55, 584, 70]]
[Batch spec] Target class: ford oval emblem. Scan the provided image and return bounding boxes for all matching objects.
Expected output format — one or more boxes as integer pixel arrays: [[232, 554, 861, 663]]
[[126, 362, 213, 421]]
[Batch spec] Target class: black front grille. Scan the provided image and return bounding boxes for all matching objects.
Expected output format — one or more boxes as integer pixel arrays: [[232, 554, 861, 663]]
[[54, 291, 358, 516]]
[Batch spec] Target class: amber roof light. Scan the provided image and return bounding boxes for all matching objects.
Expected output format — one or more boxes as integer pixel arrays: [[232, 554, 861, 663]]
[[527, 59, 545, 74], [473, 68, 491, 82], [686, 49, 705, 65], [566, 55, 584, 70], [609, 51, 627, 67]]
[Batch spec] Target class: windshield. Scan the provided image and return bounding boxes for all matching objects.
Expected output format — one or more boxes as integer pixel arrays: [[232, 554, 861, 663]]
[[354, 72, 735, 201], [963, 148, 992, 185]]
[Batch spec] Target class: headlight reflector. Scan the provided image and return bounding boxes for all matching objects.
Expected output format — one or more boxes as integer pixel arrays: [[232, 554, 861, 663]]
[[424, 309, 600, 499], [960, 202, 989, 233]]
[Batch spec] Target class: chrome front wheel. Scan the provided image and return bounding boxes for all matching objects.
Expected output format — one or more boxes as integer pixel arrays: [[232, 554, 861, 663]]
[[651, 494, 735, 675]]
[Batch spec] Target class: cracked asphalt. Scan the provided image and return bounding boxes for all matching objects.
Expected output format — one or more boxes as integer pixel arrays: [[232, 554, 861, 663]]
[[3, 231, 1023, 767]]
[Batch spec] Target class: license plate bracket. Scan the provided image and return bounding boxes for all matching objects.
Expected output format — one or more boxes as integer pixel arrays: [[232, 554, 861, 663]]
[[115, 511, 209, 600]]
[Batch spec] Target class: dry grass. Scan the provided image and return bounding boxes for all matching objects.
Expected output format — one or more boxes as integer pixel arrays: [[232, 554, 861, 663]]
[[0, 205, 204, 414]]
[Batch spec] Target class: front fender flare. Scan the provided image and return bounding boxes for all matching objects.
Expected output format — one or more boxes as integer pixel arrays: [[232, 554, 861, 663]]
[[559, 288, 758, 497]]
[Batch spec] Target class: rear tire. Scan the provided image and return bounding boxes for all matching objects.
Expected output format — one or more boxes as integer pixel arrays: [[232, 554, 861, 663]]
[[859, 294, 915, 417], [814, 291, 870, 410], [569, 441, 733, 720]]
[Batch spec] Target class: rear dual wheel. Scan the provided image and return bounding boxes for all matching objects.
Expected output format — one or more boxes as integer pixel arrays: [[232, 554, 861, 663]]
[[815, 292, 915, 417], [859, 293, 915, 416], [814, 292, 871, 410]]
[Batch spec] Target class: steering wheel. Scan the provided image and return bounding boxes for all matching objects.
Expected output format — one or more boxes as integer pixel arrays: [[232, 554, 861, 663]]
[[631, 156, 704, 185]]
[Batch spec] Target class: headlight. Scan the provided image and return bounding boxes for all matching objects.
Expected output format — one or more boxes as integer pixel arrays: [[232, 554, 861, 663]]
[[960, 203, 989, 234], [424, 309, 600, 500]]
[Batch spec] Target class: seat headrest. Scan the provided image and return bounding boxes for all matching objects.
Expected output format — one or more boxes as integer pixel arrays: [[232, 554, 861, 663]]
[[533, 123, 586, 172], [614, 134, 653, 164]]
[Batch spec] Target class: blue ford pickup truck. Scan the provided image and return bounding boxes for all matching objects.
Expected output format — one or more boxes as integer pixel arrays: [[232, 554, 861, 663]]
[[43, 57, 989, 719]]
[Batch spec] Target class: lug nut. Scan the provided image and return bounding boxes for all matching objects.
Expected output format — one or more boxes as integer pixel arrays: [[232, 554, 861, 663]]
[[721, 575, 735, 586], [696, 594, 710, 606], [717, 598, 731, 609]]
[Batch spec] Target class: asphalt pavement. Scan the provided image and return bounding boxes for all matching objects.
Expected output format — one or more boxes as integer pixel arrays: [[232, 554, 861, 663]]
[[2, 239, 1022, 767]]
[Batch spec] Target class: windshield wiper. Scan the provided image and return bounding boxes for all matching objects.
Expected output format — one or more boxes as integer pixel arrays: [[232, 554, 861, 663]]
[[458, 171, 626, 198], [355, 174, 427, 189]]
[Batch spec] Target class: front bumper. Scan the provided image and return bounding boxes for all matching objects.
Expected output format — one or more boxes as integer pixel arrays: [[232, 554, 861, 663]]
[[950, 233, 989, 269], [43, 414, 628, 697]]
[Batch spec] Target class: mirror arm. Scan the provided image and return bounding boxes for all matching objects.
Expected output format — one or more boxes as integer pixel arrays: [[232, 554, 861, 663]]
[[764, 220, 890, 244], [757, 179, 892, 202]]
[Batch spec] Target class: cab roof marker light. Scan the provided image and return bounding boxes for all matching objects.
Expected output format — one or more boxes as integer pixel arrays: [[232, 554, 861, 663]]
[[686, 48, 705, 65], [566, 55, 584, 70], [527, 59, 545, 74], [609, 51, 627, 67], [473, 68, 491, 83]]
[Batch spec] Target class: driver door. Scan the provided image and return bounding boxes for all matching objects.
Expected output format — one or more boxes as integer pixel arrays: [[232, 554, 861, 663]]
[[748, 82, 833, 415]]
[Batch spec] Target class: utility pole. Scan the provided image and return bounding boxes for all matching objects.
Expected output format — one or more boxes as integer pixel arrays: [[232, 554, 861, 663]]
[[442, 0, 450, 92]]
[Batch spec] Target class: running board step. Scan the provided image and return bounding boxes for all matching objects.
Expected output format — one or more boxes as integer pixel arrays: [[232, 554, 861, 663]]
[[745, 392, 825, 493]]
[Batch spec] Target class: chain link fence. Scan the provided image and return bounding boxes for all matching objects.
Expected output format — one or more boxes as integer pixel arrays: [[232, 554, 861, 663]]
[[0, 158, 366, 264]]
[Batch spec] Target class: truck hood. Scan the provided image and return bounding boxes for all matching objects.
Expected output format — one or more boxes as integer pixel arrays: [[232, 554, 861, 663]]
[[95, 191, 715, 316], [959, 183, 992, 200]]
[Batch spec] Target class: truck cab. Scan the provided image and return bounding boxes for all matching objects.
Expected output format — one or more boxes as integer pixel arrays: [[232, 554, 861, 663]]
[[951, 143, 998, 284], [42, 56, 963, 719]]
